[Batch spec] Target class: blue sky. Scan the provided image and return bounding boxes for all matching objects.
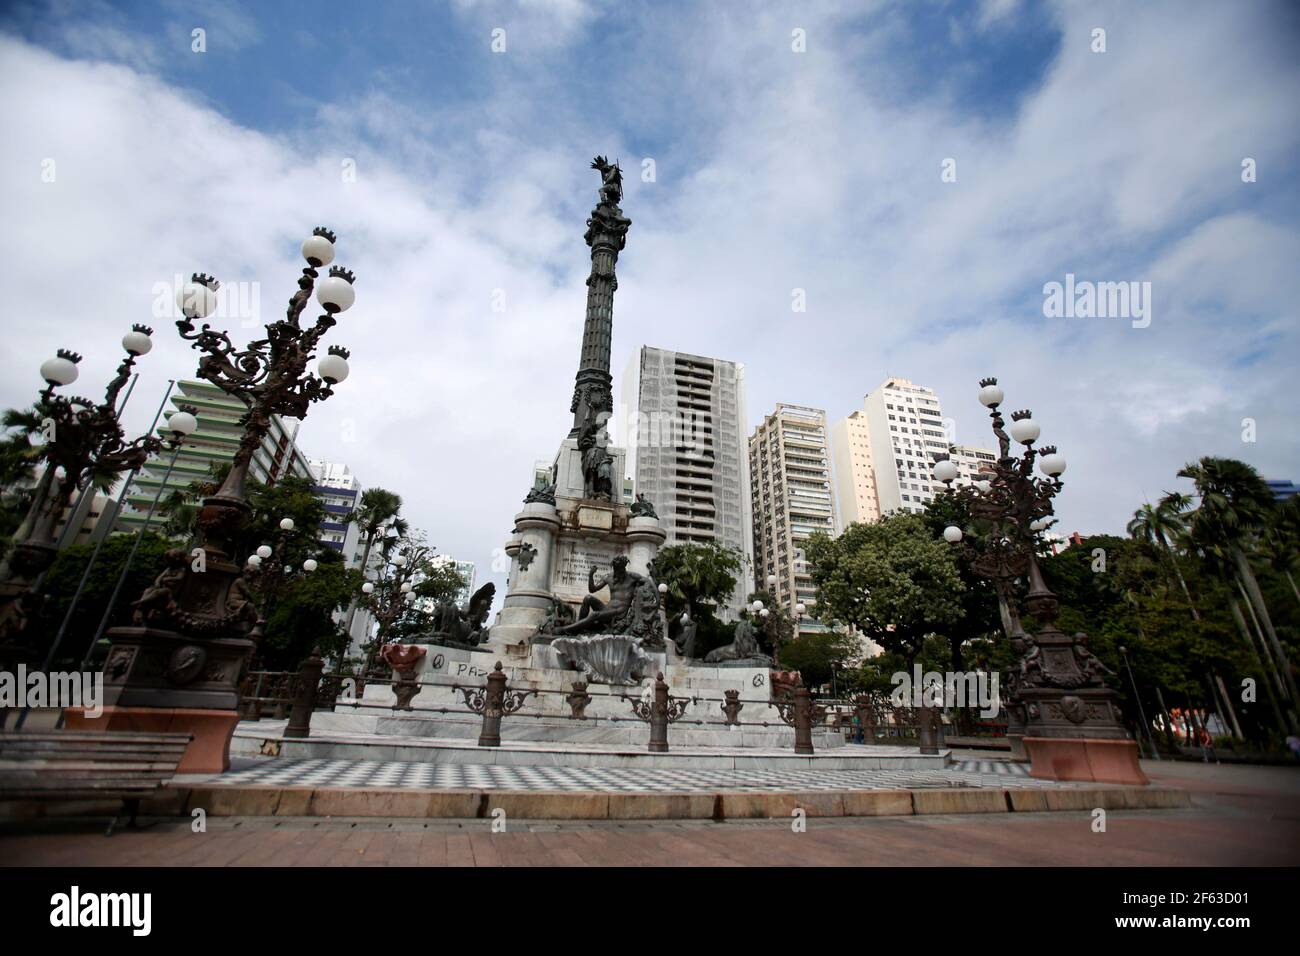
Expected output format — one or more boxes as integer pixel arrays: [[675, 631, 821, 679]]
[[1, 0, 1298, 599]]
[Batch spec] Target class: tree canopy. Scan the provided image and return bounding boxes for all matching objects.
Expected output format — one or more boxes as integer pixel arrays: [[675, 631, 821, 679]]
[[805, 512, 965, 664]]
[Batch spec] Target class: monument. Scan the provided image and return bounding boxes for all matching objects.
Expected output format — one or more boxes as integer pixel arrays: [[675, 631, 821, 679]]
[[318, 158, 836, 754], [486, 156, 668, 664]]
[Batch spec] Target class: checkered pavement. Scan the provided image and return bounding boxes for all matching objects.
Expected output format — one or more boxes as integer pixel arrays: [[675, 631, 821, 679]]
[[214, 757, 1064, 793]]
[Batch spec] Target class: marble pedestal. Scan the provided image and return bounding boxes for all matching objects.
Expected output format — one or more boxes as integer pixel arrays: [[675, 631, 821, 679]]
[[76, 627, 255, 773], [65, 705, 240, 774], [489, 437, 666, 658], [1025, 737, 1149, 785]]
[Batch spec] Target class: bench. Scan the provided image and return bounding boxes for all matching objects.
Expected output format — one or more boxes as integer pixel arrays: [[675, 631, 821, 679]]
[[943, 735, 1013, 751], [0, 730, 192, 834]]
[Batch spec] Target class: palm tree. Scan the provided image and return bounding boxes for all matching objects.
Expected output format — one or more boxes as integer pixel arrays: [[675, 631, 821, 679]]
[[340, 488, 406, 644], [0, 407, 56, 553], [0, 408, 44, 489], [1178, 456, 1297, 729], [157, 463, 231, 541], [1259, 495, 1300, 607], [1127, 495, 1199, 620]]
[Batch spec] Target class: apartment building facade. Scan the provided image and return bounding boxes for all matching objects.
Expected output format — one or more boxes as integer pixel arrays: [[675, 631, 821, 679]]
[[622, 346, 752, 617], [117, 379, 312, 531], [749, 404, 836, 619], [831, 377, 996, 520]]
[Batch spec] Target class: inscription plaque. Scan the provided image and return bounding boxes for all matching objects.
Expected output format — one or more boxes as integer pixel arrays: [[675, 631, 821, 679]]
[[552, 537, 623, 599]]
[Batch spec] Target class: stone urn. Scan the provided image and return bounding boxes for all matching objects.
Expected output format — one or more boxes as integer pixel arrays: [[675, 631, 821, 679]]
[[380, 643, 427, 711]]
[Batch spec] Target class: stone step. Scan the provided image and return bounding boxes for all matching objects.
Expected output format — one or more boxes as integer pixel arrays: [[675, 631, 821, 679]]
[[306, 710, 840, 750], [232, 726, 932, 770]]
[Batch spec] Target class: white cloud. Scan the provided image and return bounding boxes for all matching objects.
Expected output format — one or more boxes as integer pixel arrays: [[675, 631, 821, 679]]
[[0, 0, 1297, 611]]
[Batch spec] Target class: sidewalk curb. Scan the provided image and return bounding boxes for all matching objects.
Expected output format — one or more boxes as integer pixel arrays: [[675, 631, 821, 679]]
[[0, 784, 1191, 822]]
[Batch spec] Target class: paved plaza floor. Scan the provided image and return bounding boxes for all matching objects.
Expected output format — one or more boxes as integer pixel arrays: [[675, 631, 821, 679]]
[[199, 755, 1046, 793], [2, 759, 1296, 866]]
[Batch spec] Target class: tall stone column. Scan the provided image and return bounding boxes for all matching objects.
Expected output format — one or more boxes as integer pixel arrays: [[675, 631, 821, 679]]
[[569, 157, 632, 438], [489, 501, 562, 655], [626, 514, 666, 577]]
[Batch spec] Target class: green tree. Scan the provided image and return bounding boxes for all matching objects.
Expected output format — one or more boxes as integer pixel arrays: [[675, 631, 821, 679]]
[[340, 487, 406, 637], [776, 629, 861, 693], [31, 531, 173, 668], [1040, 532, 1273, 747], [257, 549, 361, 669], [651, 541, 743, 654], [0, 406, 52, 555], [1128, 495, 1199, 620], [1178, 456, 1298, 730], [1260, 495, 1300, 608], [158, 461, 230, 540], [805, 512, 964, 666], [355, 531, 462, 670], [239, 474, 362, 667], [922, 489, 1004, 667]]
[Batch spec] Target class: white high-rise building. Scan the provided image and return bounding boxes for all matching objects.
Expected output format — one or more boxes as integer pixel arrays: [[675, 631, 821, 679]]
[[829, 410, 881, 532], [308, 459, 374, 652], [118, 379, 312, 532], [749, 404, 836, 619], [621, 346, 752, 618], [430, 554, 476, 607], [831, 377, 995, 520]]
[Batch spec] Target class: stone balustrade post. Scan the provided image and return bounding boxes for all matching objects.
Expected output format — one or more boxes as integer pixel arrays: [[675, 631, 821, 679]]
[[917, 704, 940, 755], [284, 648, 324, 739], [792, 685, 815, 755], [478, 663, 508, 747], [648, 673, 670, 753]]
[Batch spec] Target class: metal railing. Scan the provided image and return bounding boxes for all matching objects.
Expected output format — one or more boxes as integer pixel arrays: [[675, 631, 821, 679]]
[[243, 655, 957, 755]]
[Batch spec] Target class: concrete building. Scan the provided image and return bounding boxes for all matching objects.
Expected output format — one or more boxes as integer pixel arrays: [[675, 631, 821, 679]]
[[748, 404, 835, 620], [308, 459, 380, 655], [117, 379, 312, 530], [309, 459, 361, 557], [621, 346, 752, 617], [1266, 479, 1298, 501], [829, 410, 881, 532], [52, 490, 118, 548], [430, 554, 476, 606], [831, 377, 995, 520]]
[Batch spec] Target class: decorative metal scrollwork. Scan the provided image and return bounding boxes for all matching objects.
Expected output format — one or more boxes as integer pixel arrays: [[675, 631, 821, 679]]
[[664, 696, 693, 724], [502, 690, 536, 715], [775, 699, 795, 727], [456, 685, 487, 714], [624, 694, 652, 722], [624, 692, 694, 723]]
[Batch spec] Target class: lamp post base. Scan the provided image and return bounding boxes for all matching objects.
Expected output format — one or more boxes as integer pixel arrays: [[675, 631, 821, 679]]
[[1005, 733, 1029, 761], [73, 626, 257, 773], [1024, 736, 1149, 785], [63, 705, 242, 774]]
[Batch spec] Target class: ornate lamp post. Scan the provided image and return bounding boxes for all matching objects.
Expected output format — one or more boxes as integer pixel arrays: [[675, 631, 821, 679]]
[[243, 515, 319, 632], [65, 228, 356, 773], [935, 377, 1147, 784], [52, 404, 200, 671], [0, 327, 165, 663]]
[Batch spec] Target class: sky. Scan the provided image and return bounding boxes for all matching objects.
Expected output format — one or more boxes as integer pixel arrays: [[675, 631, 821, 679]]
[[1, 0, 1297, 604]]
